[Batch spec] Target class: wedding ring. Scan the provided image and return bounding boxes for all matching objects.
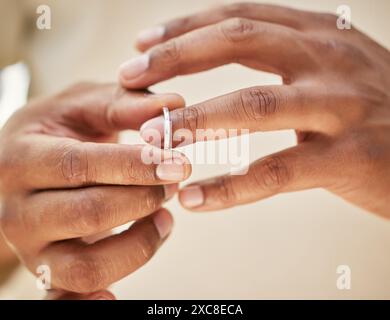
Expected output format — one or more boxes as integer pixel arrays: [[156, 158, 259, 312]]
[[162, 107, 172, 149]]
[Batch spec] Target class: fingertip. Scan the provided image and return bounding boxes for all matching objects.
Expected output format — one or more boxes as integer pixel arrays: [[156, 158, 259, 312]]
[[155, 154, 192, 182], [179, 185, 205, 209], [153, 208, 174, 238], [163, 183, 179, 200], [168, 93, 186, 109], [152, 93, 186, 110], [140, 116, 164, 145], [118, 54, 150, 88]]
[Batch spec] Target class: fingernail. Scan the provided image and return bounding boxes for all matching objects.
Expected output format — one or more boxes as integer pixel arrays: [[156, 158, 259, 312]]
[[140, 116, 164, 144], [163, 184, 178, 200], [180, 185, 204, 208], [153, 209, 173, 238], [156, 159, 185, 181], [137, 26, 165, 46], [119, 54, 149, 80]]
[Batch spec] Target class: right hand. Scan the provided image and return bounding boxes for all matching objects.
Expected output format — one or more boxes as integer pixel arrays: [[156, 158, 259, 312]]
[[0, 82, 191, 293], [119, 3, 390, 217]]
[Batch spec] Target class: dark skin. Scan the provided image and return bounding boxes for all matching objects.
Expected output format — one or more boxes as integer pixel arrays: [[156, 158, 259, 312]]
[[120, 3, 390, 218], [0, 82, 191, 294], [1, 2, 389, 299]]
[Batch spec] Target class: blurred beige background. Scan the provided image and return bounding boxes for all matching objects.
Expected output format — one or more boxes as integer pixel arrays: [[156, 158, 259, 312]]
[[1, 0, 390, 299]]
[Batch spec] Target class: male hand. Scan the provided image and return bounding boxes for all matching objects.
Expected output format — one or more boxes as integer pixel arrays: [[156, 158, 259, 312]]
[[119, 3, 390, 218], [0, 82, 191, 293]]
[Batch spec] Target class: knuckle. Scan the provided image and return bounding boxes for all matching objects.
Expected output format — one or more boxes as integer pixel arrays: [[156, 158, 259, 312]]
[[337, 132, 380, 170], [153, 40, 181, 71], [68, 191, 107, 234], [254, 156, 291, 191], [214, 176, 238, 204], [177, 107, 206, 133], [61, 255, 107, 293], [220, 18, 256, 43], [239, 87, 280, 120], [124, 157, 154, 183], [143, 188, 164, 212], [60, 143, 91, 185], [129, 187, 164, 215], [309, 38, 371, 68]]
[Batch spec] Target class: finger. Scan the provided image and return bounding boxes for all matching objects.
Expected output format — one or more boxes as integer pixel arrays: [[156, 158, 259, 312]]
[[38, 209, 173, 293], [140, 86, 335, 148], [178, 142, 333, 211], [21, 184, 177, 242], [54, 83, 185, 135], [136, 3, 315, 51], [14, 139, 191, 189], [46, 289, 116, 300], [120, 18, 309, 89]]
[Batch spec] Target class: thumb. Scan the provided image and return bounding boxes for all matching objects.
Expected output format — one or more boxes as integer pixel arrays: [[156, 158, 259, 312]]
[[58, 82, 185, 135]]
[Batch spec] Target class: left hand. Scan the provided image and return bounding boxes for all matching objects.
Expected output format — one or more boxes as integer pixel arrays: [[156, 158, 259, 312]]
[[0, 82, 190, 293], [118, 3, 390, 218]]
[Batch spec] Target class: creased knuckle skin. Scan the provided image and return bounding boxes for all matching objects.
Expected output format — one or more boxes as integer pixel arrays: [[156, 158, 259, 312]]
[[61, 255, 107, 293], [240, 87, 280, 120], [142, 188, 165, 214], [123, 157, 154, 184], [177, 107, 206, 134], [153, 40, 181, 71], [126, 187, 164, 217], [220, 18, 255, 43], [60, 144, 90, 185], [253, 156, 291, 191], [67, 191, 107, 235], [213, 176, 238, 204]]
